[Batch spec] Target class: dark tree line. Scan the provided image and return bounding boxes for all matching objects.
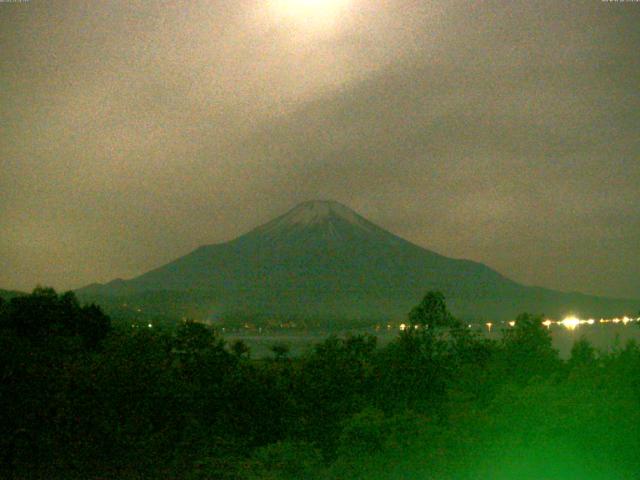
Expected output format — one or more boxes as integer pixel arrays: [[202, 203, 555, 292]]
[[1, 288, 640, 479]]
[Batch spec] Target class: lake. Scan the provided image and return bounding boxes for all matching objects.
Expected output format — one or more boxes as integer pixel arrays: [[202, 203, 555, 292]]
[[226, 322, 640, 359]]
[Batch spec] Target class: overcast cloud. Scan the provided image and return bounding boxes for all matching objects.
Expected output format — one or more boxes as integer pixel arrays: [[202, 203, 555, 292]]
[[1, 0, 638, 298]]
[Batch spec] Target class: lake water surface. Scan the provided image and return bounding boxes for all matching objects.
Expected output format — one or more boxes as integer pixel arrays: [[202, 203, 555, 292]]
[[227, 323, 640, 359]]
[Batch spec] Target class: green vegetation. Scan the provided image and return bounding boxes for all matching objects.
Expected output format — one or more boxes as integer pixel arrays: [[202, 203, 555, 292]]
[[0, 288, 26, 301], [2, 288, 640, 479]]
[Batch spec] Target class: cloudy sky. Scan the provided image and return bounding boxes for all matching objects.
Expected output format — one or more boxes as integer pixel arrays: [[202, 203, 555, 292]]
[[1, 0, 638, 299]]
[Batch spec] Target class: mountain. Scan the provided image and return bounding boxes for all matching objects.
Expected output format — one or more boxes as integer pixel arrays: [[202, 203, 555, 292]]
[[78, 200, 638, 323]]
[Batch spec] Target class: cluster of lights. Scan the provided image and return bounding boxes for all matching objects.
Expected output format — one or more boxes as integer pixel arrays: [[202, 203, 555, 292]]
[[505, 315, 640, 331], [129, 323, 153, 329], [388, 316, 639, 332], [399, 323, 421, 331]]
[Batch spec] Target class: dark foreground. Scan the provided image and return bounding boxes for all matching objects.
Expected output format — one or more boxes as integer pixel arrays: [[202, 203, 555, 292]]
[[2, 288, 640, 479]]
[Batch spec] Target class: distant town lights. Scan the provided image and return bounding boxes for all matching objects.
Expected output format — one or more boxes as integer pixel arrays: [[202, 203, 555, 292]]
[[526, 315, 639, 331]]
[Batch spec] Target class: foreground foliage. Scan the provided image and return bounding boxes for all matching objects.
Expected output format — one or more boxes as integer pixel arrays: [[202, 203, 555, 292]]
[[1, 289, 639, 479]]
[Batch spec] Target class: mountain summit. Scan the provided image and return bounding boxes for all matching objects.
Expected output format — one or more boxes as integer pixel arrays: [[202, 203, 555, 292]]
[[261, 200, 370, 229], [247, 200, 397, 244], [78, 201, 637, 322]]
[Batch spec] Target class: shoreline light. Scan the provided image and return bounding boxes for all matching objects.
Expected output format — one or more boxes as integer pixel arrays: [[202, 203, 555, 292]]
[[559, 316, 580, 330]]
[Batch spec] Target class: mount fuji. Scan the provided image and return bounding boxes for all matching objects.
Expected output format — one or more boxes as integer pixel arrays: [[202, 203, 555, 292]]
[[78, 200, 637, 323]]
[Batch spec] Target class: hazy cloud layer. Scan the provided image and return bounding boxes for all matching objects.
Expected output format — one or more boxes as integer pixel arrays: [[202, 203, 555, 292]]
[[1, 0, 638, 298]]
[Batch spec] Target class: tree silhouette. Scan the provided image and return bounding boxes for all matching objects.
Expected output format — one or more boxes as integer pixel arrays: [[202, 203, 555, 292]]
[[408, 291, 457, 330], [270, 342, 290, 361], [569, 336, 597, 369], [231, 339, 251, 359], [0, 287, 110, 348], [501, 312, 559, 382]]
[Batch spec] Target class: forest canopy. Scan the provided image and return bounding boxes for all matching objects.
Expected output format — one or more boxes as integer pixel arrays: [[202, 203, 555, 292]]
[[1, 288, 639, 479]]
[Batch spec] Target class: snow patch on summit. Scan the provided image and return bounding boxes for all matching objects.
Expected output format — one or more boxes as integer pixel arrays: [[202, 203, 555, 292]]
[[282, 201, 363, 227], [254, 200, 379, 237]]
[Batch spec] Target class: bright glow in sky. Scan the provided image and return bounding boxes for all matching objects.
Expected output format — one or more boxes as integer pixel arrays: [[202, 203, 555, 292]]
[[270, 0, 353, 31]]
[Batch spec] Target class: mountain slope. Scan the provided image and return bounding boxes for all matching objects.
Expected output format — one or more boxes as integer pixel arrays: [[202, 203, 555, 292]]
[[78, 201, 638, 322]]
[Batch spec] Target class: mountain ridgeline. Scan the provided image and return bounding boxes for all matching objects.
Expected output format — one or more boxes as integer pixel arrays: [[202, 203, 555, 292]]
[[77, 201, 637, 324]]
